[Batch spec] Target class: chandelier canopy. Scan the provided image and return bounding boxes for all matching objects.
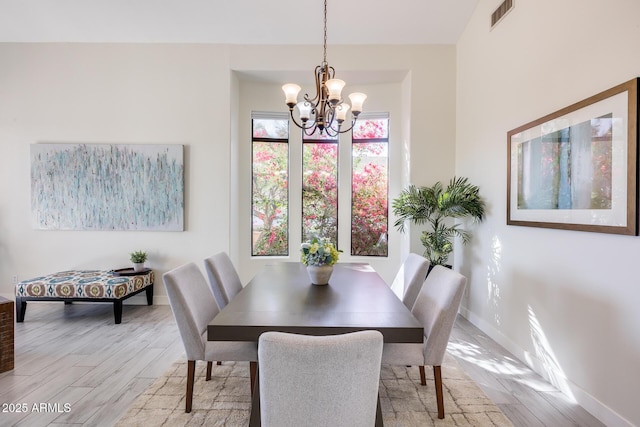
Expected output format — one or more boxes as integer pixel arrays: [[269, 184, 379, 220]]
[[282, 0, 366, 137]]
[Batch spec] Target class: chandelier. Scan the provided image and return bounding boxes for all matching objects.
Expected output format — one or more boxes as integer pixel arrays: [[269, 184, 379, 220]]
[[282, 0, 366, 137]]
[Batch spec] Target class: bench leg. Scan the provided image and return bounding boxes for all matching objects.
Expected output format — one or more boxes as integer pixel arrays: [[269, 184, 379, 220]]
[[113, 301, 123, 324], [145, 284, 154, 306], [16, 298, 26, 322]]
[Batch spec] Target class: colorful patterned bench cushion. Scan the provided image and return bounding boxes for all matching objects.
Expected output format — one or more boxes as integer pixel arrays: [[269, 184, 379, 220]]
[[15, 270, 154, 300]]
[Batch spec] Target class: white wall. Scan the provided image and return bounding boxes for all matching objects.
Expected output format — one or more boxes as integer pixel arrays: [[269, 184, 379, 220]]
[[456, 1, 640, 425], [0, 43, 456, 302], [0, 44, 233, 304]]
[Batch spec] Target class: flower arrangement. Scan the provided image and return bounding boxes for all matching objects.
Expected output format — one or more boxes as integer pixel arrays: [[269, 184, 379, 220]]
[[300, 237, 342, 267]]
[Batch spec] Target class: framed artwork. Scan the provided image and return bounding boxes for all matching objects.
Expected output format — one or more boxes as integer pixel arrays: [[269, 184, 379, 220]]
[[31, 144, 184, 231], [507, 78, 638, 235]]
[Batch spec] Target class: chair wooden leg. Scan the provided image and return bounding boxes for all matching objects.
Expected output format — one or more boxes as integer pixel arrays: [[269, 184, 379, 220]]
[[434, 365, 444, 419], [206, 361, 212, 381], [250, 361, 257, 395], [419, 365, 426, 385], [186, 360, 195, 413]]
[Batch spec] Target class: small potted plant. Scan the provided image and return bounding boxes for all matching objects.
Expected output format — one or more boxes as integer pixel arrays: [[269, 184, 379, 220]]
[[130, 250, 148, 272], [300, 237, 342, 285]]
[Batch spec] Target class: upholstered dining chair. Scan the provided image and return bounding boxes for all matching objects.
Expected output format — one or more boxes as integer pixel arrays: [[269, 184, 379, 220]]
[[390, 253, 430, 310], [258, 330, 384, 427], [163, 262, 257, 413], [204, 252, 243, 310], [382, 265, 467, 419]]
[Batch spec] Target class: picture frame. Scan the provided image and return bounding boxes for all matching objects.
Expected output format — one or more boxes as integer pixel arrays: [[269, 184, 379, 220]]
[[31, 143, 184, 231], [507, 78, 638, 235]]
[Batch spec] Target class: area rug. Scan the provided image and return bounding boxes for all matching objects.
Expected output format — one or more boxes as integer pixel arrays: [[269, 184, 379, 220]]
[[116, 353, 513, 426]]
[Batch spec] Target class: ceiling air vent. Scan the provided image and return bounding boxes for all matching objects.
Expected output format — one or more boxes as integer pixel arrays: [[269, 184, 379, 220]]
[[491, 0, 514, 28]]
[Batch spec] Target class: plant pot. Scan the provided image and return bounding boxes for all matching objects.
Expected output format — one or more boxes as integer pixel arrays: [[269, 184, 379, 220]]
[[306, 265, 333, 285], [133, 262, 145, 272], [427, 264, 452, 276]]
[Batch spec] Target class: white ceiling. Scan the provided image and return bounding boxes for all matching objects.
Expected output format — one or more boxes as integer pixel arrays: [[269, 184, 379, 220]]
[[0, 0, 479, 45]]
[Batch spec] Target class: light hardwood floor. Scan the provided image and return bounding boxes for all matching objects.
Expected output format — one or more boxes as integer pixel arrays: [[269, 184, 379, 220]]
[[0, 301, 605, 426], [450, 317, 605, 427]]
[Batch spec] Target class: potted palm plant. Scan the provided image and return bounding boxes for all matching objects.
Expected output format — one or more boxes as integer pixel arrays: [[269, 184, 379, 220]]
[[392, 176, 485, 268]]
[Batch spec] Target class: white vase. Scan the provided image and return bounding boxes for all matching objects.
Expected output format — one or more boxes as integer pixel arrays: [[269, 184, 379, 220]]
[[306, 265, 333, 285], [133, 262, 145, 272]]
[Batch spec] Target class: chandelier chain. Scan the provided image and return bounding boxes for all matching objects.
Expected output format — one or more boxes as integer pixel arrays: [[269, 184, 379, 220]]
[[282, 0, 365, 136], [323, 0, 327, 65]]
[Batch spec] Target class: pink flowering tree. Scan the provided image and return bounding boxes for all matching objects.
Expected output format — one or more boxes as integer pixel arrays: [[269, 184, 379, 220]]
[[351, 142, 388, 256], [252, 120, 289, 256], [351, 119, 389, 256], [302, 139, 338, 244], [252, 117, 389, 257]]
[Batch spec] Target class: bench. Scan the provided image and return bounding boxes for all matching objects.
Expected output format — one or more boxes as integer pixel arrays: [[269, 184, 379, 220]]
[[15, 269, 154, 324]]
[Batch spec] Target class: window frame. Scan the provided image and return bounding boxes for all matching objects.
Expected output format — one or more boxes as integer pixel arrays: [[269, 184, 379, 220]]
[[250, 112, 290, 257], [350, 114, 390, 257]]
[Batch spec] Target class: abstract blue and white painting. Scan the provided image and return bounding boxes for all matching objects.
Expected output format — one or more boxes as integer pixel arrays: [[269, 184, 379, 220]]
[[31, 144, 184, 231]]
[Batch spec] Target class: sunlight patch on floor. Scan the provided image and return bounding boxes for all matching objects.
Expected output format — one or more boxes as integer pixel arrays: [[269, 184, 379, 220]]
[[528, 304, 575, 400], [448, 339, 528, 376]]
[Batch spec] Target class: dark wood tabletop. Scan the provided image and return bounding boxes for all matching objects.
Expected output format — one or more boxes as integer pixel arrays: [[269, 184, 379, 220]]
[[207, 262, 423, 344]]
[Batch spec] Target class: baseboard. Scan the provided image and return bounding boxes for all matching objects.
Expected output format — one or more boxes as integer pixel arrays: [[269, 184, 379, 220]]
[[152, 295, 169, 306], [0, 293, 14, 301], [459, 307, 634, 427]]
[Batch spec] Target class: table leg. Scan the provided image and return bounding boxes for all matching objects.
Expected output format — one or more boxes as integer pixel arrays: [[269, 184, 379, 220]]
[[249, 364, 261, 427], [15, 298, 26, 322], [145, 284, 153, 305], [113, 301, 123, 324]]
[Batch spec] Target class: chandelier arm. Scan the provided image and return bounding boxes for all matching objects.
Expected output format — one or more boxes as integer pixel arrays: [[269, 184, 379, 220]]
[[325, 115, 359, 135], [303, 65, 324, 106], [303, 126, 321, 137], [324, 106, 336, 132], [322, 127, 338, 138], [336, 120, 356, 134], [288, 109, 317, 132]]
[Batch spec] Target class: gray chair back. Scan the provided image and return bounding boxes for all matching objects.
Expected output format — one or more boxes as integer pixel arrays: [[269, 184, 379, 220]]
[[412, 265, 467, 366], [394, 253, 430, 310], [258, 330, 383, 427], [163, 262, 219, 361], [204, 252, 243, 309]]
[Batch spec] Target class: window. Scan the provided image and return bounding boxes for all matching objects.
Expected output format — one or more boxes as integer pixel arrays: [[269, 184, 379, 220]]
[[351, 116, 389, 256], [250, 112, 389, 258], [302, 129, 338, 245], [251, 113, 289, 256]]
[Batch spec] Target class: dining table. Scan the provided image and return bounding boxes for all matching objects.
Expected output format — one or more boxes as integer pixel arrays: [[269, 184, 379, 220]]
[[207, 262, 424, 426]]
